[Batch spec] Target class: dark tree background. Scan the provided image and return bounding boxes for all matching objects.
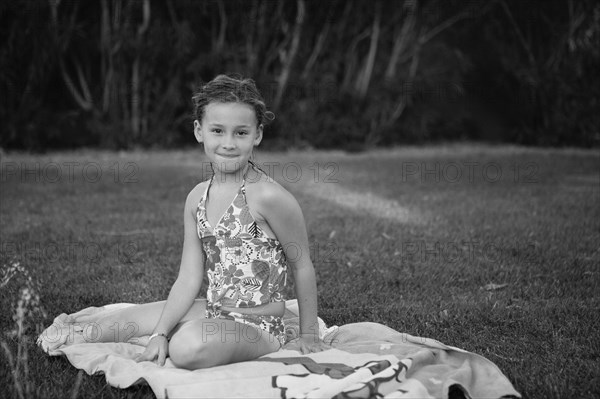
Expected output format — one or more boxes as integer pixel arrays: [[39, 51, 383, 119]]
[[1, 0, 598, 151]]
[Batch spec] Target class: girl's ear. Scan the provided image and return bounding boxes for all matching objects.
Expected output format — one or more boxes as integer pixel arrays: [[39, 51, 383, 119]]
[[254, 124, 263, 146], [193, 120, 203, 143]]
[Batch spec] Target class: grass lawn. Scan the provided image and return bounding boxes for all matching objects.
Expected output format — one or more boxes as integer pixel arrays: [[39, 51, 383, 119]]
[[1, 144, 599, 398]]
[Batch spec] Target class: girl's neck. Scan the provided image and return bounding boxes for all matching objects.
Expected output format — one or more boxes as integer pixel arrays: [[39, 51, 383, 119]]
[[210, 161, 251, 186]]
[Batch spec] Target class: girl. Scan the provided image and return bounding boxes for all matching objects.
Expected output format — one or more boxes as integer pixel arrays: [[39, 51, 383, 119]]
[[40, 75, 329, 369]]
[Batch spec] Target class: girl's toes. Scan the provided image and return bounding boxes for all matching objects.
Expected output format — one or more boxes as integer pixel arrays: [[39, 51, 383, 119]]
[[37, 323, 70, 352], [37, 321, 86, 352]]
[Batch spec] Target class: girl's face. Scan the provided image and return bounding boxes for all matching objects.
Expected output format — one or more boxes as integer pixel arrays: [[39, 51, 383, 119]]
[[194, 102, 263, 174]]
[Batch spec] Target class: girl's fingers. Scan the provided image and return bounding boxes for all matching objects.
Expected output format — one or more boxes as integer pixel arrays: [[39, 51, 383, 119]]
[[319, 342, 332, 351], [305, 342, 330, 353], [301, 342, 312, 354], [157, 349, 166, 366], [284, 338, 331, 354], [135, 342, 168, 366], [136, 353, 149, 363], [135, 348, 155, 363]]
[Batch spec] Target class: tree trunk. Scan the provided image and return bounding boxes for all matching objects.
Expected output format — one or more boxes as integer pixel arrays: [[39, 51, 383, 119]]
[[273, 0, 305, 110], [355, 1, 381, 99], [101, 0, 111, 113], [301, 20, 330, 80], [49, 0, 93, 112], [213, 1, 227, 54], [388, 35, 422, 125], [384, 0, 417, 81], [245, 0, 259, 75], [131, 58, 140, 137], [58, 58, 94, 111], [341, 28, 370, 92], [131, 0, 150, 139]]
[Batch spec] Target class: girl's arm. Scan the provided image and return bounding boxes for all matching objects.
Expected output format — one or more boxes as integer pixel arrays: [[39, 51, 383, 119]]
[[136, 187, 205, 364], [259, 183, 327, 352]]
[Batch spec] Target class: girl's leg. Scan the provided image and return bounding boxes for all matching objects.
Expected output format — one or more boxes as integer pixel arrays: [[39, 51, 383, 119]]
[[71, 299, 207, 343], [168, 319, 280, 369]]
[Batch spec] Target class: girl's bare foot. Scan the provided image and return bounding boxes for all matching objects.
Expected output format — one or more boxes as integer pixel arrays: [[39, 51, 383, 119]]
[[37, 313, 85, 352]]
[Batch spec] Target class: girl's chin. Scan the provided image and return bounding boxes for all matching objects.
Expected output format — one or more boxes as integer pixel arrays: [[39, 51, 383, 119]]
[[210, 158, 250, 173], [217, 155, 239, 161]]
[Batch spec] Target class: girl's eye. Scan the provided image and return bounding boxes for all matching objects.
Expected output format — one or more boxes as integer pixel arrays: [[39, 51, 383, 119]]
[[237, 131, 248, 136], [211, 128, 222, 134]]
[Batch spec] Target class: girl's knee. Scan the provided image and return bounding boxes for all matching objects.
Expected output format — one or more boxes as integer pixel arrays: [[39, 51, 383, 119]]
[[169, 326, 223, 369], [167, 320, 273, 369]]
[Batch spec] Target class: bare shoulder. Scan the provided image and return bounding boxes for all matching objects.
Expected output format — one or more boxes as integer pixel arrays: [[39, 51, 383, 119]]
[[185, 180, 209, 214], [245, 171, 309, 245], [245, 173, 301, 214]]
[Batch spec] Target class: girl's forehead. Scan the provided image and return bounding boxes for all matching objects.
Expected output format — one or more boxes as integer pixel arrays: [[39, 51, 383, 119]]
[[203, 102, 257, 125]]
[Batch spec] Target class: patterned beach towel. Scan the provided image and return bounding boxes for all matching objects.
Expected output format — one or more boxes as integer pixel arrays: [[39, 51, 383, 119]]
[[38, 300, 520, 398]]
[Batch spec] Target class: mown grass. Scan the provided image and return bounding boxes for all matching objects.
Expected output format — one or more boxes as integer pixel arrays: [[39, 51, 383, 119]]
[[1, 144, 599, 398]]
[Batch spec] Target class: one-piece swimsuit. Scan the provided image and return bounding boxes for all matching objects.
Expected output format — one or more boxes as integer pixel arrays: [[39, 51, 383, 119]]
[[196, 163, 288, 346]]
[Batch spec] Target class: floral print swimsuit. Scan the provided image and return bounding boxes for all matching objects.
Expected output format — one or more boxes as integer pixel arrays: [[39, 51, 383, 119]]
[[196, 165, 288, 346]]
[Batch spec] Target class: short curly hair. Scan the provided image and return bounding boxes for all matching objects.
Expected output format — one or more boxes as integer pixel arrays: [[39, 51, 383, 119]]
[[192, 74, 275, 127]]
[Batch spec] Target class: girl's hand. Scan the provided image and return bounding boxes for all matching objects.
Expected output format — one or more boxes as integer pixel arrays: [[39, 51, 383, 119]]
[[285, 335, 331, 354], [135, 336, 169, 366]]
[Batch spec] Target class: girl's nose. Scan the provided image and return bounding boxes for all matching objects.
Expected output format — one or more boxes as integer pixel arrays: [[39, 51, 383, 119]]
[[221, 133, 236, 149]]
